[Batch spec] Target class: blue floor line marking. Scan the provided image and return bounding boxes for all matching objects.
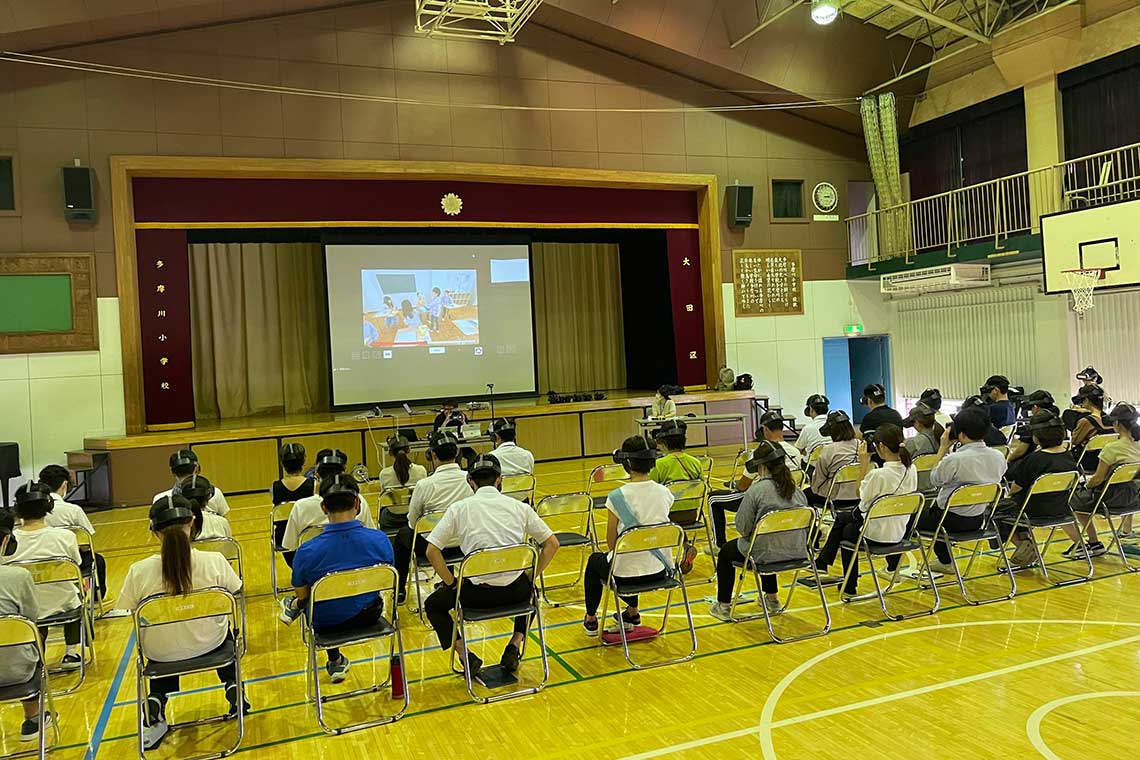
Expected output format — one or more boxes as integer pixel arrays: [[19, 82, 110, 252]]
[[85, 629, 136, 760]]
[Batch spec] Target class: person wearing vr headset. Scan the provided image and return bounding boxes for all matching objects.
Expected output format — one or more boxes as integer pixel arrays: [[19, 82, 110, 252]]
[[433, 399, 476, 468], [423, 454, 559, 677], [754, 410, 804, 470], [859, 384, 903, 434], [488, 417, 535, 476], [981, 375, 1017, 428], [272, 443, 315, 506], [954, 396, 1013, 447], [581, 436, 674, 636], [379, 435, 428, 492], [118, 494, 245, 751], [901, 402, 943, 458], [281, 449, 377, 560], [808, 411, 860, 509], [175, 474, 232, 540], [1007, 390, 1061, 463], [922, 407, 1008, 574], [154, 449, 230, 517], [917, 389, 952, 428], [1069, 385, 1113, 460], [5, 483, 83, 672], [994, 410, 1082, 567], [649, 419, 705, 485], [0, 508, 51, 743], [37, 464, 107, 603], [1069, 403, 1140, 554], [708, 441, 808, 620], [279, 474, 394, 683], [1076, 366, 1103, 387], [796, 394, 833, 456], [813, 424, 918, 597], [394, 430, 474, 601]]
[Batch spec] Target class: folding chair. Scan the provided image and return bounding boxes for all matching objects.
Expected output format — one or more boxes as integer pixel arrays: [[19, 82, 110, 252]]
[[839, 493, 939, 620], [10, 556, 94, 695], [999, 425, 1015, 444], [791, 469, 806, 489], [376, 487, 413, 537], [726, 506, 831, 643], [298, 524, 324, 548], [693, 455, 714, 486], [916, 483, 1015, 605], [133, 588, 244, 760], [535, 493, 594, 605], [303, 564, 407, 733], [408, 510, 463, 622], [803, 445, 823, 481], [67, 526, 104, 627], [501, 474, 536, 504], [995, 471, 1089, 586], [823, 464, 865, 518], [449, 545, 548, 704], [721, 448, 751, 489], [666, 479, 712, 557], [269, 501, 294, 600], [992, 444, 1010, 461], [598, 523, 696, 670], [0, 615, 58, 760], [1072, 461, 1140, 571], [192, 537, 248, 656], [913, 454, 940, 496], [1077, 433, 1118, 476], [587, 463, 629, 509]]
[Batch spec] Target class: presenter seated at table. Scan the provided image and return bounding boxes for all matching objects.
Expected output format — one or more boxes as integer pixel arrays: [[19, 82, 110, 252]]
[[649, 386, 678, 420]]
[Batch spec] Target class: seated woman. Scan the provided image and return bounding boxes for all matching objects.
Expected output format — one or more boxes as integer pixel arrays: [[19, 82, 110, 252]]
[[708, 441, 807, 621], [902, 402, 942, 458], [1070, 385, 1113, 469], [814, 424, 917, 597], [119, 495, 246, 751], [400, 299, 422, 329], [808, 411, 860, 509], [272, 443, 314, 506], [377, 435, 427, 530], [649, 386, 677, 420], [1070, 403, 1140, 555], [175, 475, 232, 540], [994, 411, 1080, 566]]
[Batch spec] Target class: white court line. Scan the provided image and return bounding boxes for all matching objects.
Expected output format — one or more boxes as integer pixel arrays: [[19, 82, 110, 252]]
[[616, 619, 1140, 760], [1026, 691, 1140, 760]]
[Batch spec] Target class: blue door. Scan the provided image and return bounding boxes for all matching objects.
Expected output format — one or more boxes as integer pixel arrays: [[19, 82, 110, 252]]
[[848, 336, 892, 425], [821, 337, 853, 418]]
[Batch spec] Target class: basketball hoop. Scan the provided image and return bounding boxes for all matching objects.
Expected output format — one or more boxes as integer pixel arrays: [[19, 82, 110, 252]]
[[1062, 268, 1104, 317]]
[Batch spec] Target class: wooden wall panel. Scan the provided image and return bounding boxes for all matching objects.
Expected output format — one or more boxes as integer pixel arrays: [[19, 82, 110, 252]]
[[109, 444, 185, 507], [191, 439, 278, 494], [516, 413, 582, 461], [673, 402, 708, 446], [582, 408, 644, 456]]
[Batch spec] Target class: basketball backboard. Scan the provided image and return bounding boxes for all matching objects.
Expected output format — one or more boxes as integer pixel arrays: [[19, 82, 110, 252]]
[[1042, 198, 1140, 294]]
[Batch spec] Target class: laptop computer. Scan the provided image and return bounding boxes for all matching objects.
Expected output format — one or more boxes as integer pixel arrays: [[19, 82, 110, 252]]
[[461, 422, 482, 440]]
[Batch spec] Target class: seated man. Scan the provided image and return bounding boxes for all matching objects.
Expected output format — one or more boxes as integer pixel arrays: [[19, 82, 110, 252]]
[[918, 388, 953, 428], [982, 375, 1017, 428], [795, 394, 832, 456], [489, 418, 534, 476], [923, 408, 1008, 574], [282, 450, 376, 562], [859, 384, 903, 434], [755, 410, 803, 470], [955, 396, 1012, 447], [38, 464, 107, 603], [279, 475, 393, 683], [393, 431, 473, 601], [422, 455, 559, 676], [154, 449, 230, 517], [1007, 390, 1060, 463], [0, 508, 50, 742]]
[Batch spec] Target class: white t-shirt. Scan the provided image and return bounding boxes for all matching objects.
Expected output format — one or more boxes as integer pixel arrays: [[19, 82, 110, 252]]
[[427, 486, 554, 586], [379, 463, 427, 491], [198, 512, 233, 540], [154, 487, 230, 517], [493, 442, 535, 476], [777, 441, 804, 471], [281, 493, 374, 551], [46, 493, 95, 534], [119, 549, 242, 662], [795, 416, 832, 455], [3, 527, 82, 617], [406, 463, 474, 526], [605, 480, 674, 578], [857, 461, 918, 543]]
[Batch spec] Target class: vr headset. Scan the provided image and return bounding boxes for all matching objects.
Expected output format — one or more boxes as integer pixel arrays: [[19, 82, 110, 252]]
[[902, 401, 935, 429], [149, 494, 195, 532], [819, 410, 850, 438], [653, 419, 688, 441], [1076, 366, 1103, 384], [1108, 402, 1138, 425], [490, 417, 516, 436], [280, 442, 304, 458], [469, 454, 502, 477], [169, 449, 198, 471], [744, 442, 786, 474], [173, 474, 215, 505], [14, 484, 53, 512], [980, 375, 1010, 396], [860, 384, 886, 406], [803, 394, 829, 416], [386, 435, 411, 454], [428, 430, 460, 452], [315, 449, 349, 472], [919, 388, 943, 410], [612, 446, 660, 465], [1071, 385, 1106, 406], [754, 410, 784, 439]]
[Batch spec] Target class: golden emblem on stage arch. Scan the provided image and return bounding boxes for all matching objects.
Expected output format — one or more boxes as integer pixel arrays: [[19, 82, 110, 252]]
[[441, 192, 463, 216]]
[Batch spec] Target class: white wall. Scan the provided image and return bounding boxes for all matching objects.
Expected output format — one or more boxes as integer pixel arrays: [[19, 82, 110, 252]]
[[0, 298, 125, 489]]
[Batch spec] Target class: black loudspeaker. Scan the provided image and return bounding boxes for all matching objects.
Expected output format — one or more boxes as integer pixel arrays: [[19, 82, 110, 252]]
[[726, 184, 753, 228], [62, 166, 96, 223]]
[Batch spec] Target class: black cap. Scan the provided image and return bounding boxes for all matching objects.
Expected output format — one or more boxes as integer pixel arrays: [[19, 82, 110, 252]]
[[919, 388, 943, 410], [820, 410, 850, 438], [860, 384, 886, 406], [804, 394, 829, 416], [1076, 366, 1103, 383], [1071, 385, 1106, 406]]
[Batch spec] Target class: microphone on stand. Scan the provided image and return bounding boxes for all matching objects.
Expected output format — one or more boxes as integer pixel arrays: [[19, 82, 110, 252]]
[[487, 383, 496, 422]]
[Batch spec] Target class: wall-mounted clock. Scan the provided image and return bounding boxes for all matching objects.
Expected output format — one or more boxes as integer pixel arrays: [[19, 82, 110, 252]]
[[812, 182, 839, 214]]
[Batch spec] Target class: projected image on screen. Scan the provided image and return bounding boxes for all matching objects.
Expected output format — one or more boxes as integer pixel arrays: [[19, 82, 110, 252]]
[[362, 269, 479, 347]]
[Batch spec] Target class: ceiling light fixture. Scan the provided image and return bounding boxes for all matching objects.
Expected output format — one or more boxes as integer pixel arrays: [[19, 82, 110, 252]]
[[811, 0, 839, 25]]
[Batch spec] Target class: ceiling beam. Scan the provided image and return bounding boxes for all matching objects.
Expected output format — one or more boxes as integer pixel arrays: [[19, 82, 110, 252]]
[[878, 0, 990, 42], [730, 0, 806, 48]]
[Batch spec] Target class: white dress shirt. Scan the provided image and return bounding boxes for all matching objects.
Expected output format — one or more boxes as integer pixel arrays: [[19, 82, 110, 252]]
[[281, 493, 375, 551], [795, 416, 832, 455], [930, 441, 1007, 515], [493, 442, 535, 476], [46, 492, 95, 534], [427, 486, 554, 586], [154, 486, 230, 517], [406, 463, 474, 527], [858, 462, 918, 543]]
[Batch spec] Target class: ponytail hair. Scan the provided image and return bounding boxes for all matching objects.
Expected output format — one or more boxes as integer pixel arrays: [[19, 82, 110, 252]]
[[768, 455, 797, 501], [875, 423, 912, 469], [159, 522, 194, 596], [394, 449, 411, 485]]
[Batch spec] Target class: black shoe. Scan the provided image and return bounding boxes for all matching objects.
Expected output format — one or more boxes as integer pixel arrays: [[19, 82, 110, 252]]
[[143, 697, 168, 751], [397, 590, 407, 606], [464, 651, 483, 677], [224, 683, 250, 719], [500, 643, 521, 674]]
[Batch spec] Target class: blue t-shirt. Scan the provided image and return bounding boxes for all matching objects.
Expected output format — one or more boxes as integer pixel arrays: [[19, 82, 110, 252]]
[[291, 520, 394, 628], [989, 400, 1016, 428]]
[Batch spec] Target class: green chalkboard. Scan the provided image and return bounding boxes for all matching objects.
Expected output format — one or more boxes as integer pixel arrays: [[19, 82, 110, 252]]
[[0, 274, 74, 333]]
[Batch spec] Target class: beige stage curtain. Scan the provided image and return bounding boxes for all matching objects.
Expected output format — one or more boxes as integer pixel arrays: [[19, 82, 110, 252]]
[[532, 242, 626, 393], [189, 242, 330, 419]]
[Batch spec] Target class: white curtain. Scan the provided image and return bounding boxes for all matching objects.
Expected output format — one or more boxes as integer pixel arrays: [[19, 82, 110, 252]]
[[1075, 288, 1140, 404]]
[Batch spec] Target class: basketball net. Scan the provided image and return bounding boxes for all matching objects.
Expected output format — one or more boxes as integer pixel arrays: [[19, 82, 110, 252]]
[[1063, 269, 1103, 317]]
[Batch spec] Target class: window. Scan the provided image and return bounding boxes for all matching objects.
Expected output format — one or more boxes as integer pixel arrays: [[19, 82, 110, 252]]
[[771, 179, 805, 220], [0, 155, 17, 216]]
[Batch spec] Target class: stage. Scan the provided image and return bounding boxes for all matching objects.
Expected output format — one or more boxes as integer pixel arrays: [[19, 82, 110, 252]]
[[78, 389, 764, 507]]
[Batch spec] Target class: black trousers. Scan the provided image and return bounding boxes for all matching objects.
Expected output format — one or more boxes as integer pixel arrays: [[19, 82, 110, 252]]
[[709, 491, 745, 546], [148, 634, 237, 711], [38, 618, 81, 649], [917, 507, 985, 564], [80, 550, 107, 600], [715, 540, 776, 603], [424, 575, 533, 650], [393, 527, 428, 593], [378, 508, 409, 532], [314, 597, 384, 663], [815, 510, 899, 595], [582, 552, 667, 616]]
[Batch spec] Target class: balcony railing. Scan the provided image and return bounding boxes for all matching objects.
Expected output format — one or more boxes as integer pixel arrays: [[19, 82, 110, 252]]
[[847, 142, 1140, 266]]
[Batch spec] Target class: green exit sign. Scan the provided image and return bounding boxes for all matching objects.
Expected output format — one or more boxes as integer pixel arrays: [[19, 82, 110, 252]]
[[844, 324, 864, 336]]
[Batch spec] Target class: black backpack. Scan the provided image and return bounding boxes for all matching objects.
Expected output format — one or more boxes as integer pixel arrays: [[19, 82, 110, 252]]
[[733, 373, 753, 391]]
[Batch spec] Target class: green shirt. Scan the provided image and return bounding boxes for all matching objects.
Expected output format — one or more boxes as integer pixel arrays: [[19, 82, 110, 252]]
[[650, 452, 704, 484]]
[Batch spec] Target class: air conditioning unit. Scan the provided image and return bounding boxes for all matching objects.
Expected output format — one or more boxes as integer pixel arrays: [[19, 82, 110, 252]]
[[880, 263, 991, 295]]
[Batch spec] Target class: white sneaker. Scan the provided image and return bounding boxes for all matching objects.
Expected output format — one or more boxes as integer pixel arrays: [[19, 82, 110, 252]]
[[142, 697, 168, 751], [1009, 539, 1038, 567], [928, 560, 957, 576], [762, 596, 783, 615], [707, 600, 733, 622]]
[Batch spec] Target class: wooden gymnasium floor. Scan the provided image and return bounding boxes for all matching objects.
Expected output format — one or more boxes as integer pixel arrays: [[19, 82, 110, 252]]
[[13, 444, 1140, 760]]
